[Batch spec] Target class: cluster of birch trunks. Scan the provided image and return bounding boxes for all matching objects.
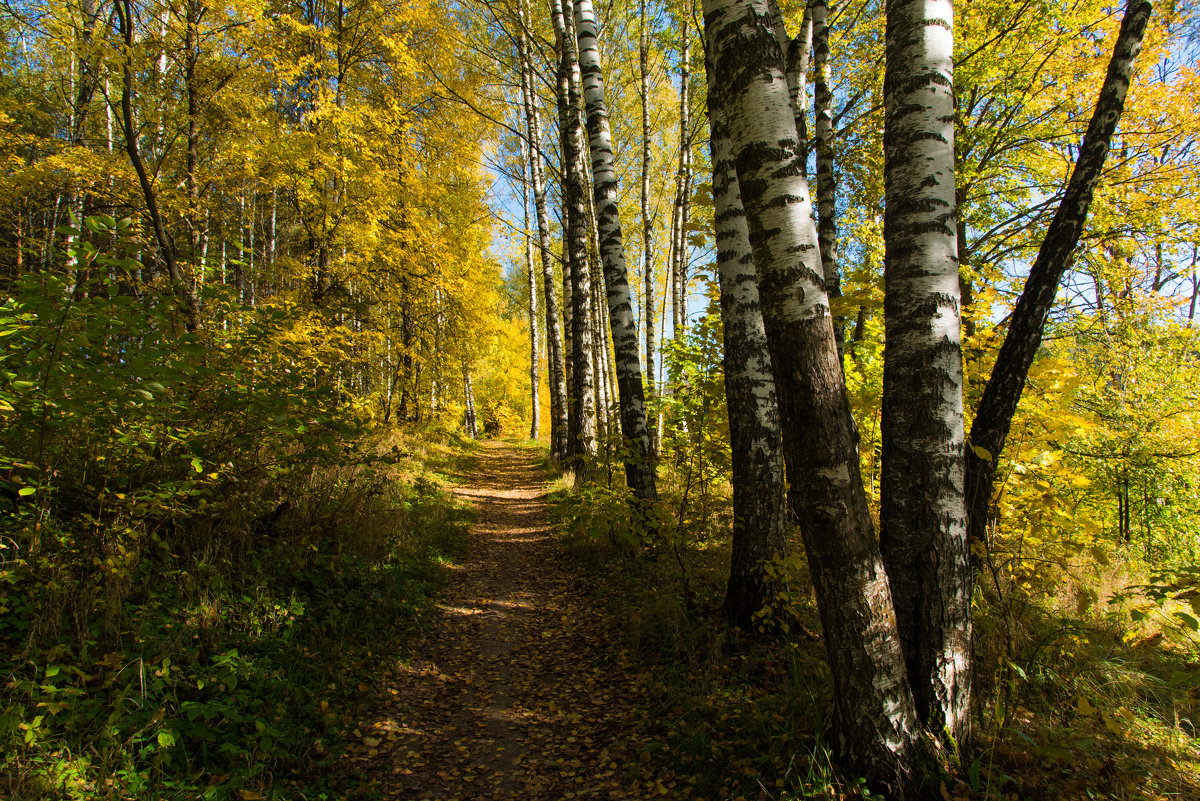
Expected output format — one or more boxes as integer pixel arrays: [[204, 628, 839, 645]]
[[508, 0, 1152, 794]]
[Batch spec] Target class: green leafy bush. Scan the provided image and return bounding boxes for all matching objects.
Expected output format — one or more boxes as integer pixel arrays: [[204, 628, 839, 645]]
[[0, 217, 474, 799]]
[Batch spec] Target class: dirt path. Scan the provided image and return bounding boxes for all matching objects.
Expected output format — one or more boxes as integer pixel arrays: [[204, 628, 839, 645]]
[[340, 442, 679, 800]]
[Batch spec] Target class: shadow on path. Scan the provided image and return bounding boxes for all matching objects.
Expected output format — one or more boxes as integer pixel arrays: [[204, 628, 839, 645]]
[[338, 442, 676, 800]]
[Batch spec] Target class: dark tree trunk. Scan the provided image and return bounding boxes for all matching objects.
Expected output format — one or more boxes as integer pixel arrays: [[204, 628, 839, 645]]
[[965, 0, 1153, 567]]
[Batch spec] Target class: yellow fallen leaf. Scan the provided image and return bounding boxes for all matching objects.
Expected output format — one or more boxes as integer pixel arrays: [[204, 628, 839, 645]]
[[1078, 696, 1098, 717]]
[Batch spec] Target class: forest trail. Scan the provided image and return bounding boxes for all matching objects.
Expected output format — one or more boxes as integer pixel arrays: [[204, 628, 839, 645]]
[[338, 442, 679, 800]]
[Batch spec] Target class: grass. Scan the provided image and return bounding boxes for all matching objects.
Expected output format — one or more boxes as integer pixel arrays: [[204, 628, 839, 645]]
[[547, 472, 863, 801], [0, 428, 475, 801], [547, 461, 1200, 801]]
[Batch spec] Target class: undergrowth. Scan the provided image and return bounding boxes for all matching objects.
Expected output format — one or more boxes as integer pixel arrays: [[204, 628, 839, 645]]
[[0, 229, 478, 799], [549, 469, 1200, 801], [0, 436, 474, 800], [547, 476, 860, 801]]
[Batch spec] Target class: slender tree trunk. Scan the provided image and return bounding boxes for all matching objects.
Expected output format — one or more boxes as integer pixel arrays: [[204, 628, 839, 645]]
[[705, 0, 923, 792], [673, 19, 693, 338], [785, 2, 813, 166], [519, 0, 569, 457], [667, 182, 683, 336], [116, 0, 198, 331], [521, 138, 541, 441], [184, 0, 203, 271], [965, 0, 1153, 570], [553, 0, 597, 478], [639, 0, 659, 457], [574, 0, 658, 502], [811, 0, 843, 350], [707, 56, 790, 630], [64, 0, 98, 294], [879, 0, 970, 749], [463, 360, 478, 439], [585, 161, 610, 444]]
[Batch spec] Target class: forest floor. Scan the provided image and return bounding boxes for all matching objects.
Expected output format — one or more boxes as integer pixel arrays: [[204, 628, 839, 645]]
[[332, 441, 683, 800]]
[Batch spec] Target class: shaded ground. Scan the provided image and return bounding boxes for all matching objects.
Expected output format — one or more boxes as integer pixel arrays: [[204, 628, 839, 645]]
[[338, 442, 682, 800]]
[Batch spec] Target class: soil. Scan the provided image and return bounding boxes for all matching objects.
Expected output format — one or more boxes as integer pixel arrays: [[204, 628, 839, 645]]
[[338, 442, 681, 800]]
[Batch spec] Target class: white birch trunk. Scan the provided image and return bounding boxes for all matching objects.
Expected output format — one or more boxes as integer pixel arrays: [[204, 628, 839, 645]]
[[639, 0, 659, 456], [520, 136, 541, 441], [707, 59, 790, 629], [704, 0, 923, 791], [552, 0, 597, 476], [811, 0, 843, 348], [574, 0, 658, 502], [879, 0, 970, 750], [519, 0, 569, 457]]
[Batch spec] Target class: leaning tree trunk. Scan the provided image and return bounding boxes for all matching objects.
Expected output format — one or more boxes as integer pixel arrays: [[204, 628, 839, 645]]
[[553, 0, 598, 478], [574, 0, 658, 502], [707, 57, 791, 631], [965, 0, 1153, 562], [517, 0, 567, 452], [771, 0, 812, 167], [704, 0, 923, 794], [116, 0, 198, 331], [878, 0, 971, 749]]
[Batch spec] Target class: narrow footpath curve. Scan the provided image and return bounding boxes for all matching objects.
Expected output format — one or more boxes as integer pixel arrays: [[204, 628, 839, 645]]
[[339, 442, 682, 800]]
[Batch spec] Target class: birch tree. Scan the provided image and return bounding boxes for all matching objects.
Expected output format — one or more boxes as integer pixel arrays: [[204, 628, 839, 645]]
[[573, 0, 658, 502], [706, 55, 791, 630], [878, 0, 970, 747], [639, 0, 659, 456], [704, 0, 924, 791], [965, 0, 1154, 567], [552, 0, 598, 474], [811, 0, 843, 346], [517, 0, 569, 458], [520, 138, 540, 441]]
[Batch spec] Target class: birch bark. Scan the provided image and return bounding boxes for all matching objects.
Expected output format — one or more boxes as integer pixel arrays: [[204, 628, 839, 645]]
[[878, 0, 970, 747], [574, 0, 658, 502], [707, 59, 790, 630], [553, 0, 597, 476], [811, 0, 842, 347], [704, 0, 922, 791], [670, 17, 693, 338], [639, 0, 658, 456], [518, 0, 567, 455], [520, 138, 541, 442]]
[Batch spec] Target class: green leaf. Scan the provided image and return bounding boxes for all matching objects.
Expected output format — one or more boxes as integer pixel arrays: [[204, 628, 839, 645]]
[[1174, 612, 1199, 632], [135, 389, 153, 400], [17, 487, 35, 497], [190, 458, 203, 473], [157, 730, 176, 748]]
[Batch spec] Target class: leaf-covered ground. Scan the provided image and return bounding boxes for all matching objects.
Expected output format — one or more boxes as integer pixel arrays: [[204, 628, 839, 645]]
[[334, 443, 682, 800]]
